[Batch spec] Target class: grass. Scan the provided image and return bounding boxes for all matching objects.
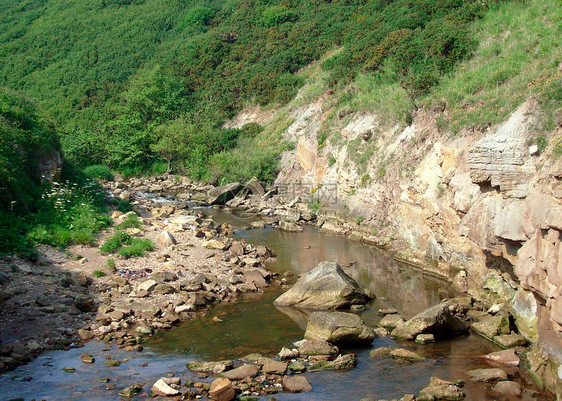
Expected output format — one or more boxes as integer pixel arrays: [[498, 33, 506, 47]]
[[422, 0, 562, 137], [106, 258, 115, 269], [115, 214, 142, 230], [118, 238, 154, 258], [100, 231, 131, 254], [92, 270, 106, 278]]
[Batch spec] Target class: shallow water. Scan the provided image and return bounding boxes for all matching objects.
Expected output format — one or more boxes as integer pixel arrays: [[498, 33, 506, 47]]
[[0, 208, 554, 401]]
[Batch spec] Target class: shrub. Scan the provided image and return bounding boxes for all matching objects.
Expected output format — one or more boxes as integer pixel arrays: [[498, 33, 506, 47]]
[[115, 214, 142, 230], [118, 238, 154, 258], [261, 6, 297, 28], [83, 165, 114, 181], [92, 270, 106, 278], [106, 258, 116, 269], [100, 231, 131, 254]]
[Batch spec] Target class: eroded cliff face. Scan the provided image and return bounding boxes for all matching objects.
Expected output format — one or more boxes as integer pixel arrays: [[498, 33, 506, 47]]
[[229, 96, 562, 390]]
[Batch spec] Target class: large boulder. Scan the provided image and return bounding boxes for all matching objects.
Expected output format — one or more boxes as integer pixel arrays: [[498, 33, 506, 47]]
[[274, 261, 369, 309], [391, 303, 469, 340], [208, 183, 243, 205], [304, 311, 375, 345]]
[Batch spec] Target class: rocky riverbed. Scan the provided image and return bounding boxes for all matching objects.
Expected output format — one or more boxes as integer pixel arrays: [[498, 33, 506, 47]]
[[0, 176, 559, 400]]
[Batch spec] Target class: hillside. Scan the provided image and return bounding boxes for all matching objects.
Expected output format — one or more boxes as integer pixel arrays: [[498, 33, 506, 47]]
[[1, 0, 495, 176]]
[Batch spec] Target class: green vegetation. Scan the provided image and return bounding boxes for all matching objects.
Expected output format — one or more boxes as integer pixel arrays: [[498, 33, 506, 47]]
[[0, 0, 495, 182], [106, 258, 116, 269], [92, 270, 106, 278], [84, 165, 114, 181], [115, 213, 142, 230], [0, 87, 109, 256], [101, 215, 153, 258]]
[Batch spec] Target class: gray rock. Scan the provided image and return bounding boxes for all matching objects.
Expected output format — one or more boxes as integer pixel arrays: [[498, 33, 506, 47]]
[[369, 347, 393, 359], [415, 334, 435, 344], [493, 333, 526, 348], [492, 380, 521, 395], [274, 261, 369, 309], [467, 368, 508, 382], [221, 364, 259, 380], [379, 314, 404, 329], [309, 353, 357, 371], [119, 383, 143, 398], [262, 359, 287, 374], [152, 378, 180, 396], [186, 360, 234, 374], [304, 311, 375, 345], [208, 183, 243, 205], [389, 348, 425, 362], [278, 220, 303, 232], [299, 340, 339, 356], [419, 384, 466, 400], [391, 303, 468, 340], [282, 375, 312, 393], [471, 315, 510, 340]]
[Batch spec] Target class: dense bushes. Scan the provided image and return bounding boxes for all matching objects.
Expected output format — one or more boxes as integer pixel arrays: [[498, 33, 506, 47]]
[[0, 88, 109, 255], [0, 0, 500, 182]]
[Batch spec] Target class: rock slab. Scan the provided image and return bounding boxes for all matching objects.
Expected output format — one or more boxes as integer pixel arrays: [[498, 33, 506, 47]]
[[304, 311, 375, 345]]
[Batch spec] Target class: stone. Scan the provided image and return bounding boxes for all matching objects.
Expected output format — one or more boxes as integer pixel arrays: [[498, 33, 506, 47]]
[[119, 383, 143, 398], [277, 347, 298, 360], [186, 360, 234, 374], [63, 367, 75, 373], [131, 302, 161, 319], [415, 334, 435, 344], [203, 239, 230, 251], [221, 364, 259, 380], [138, 279, 157, 293], [391, 303, 468, 340], [299, 340, 339, 356], [159, 230, 177, 247], [482, 349, 520, 367], [471, 315, 510, 340], [492, 380, 521, 395], [278, 220, 303, 232], [77, 329, 94, 340], [510, 289, 538, 342], [105, 359, 121, 367], [282, 375, 313, 393], [452, 270, 469, 293], [493, 333, 526, 348], [262, 359, 287, 375], [309, 353, 357, 371], [467, 368, 508, 382], [152, 378, 180, 396], [80, 354, 95, 364], [245, 177, 265, 197], [288, 361, 306, 373], [419, 384, 466, 400], [209, 377, 236, 401], [390, 348, 425, 362], [379, 314, 404, 329], [369, 347, 393, 359], [208, 183, 243, 205], [304, 311, 375, 345], [243, 270, 267, 288], [274, 261, 369, 309]]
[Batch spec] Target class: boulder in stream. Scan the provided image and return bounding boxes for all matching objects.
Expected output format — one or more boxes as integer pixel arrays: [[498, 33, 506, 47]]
[[274, 261, 369, 309], [304, 311, 375, 345], [208, 183, 243, 205], [391, 303, 469, 340]]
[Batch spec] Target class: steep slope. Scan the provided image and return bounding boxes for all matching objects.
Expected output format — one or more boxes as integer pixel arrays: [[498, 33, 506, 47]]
[[227, 0, 562, 393]]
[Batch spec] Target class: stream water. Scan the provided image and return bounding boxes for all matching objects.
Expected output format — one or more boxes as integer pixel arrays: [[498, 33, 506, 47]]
[[0, 206, 553, 401]]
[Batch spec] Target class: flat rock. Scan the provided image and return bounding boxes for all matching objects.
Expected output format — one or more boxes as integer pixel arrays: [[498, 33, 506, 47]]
[[415, 334, 435, 344], [492, 380, 521, 395], [482, 349, 520, 366], [390, 348, 425, 362], [152, 378, 180, 396], [379, 314, 404, 329], [391, 303, 469, 340], [471, 315, 510, 340], [262, 359, 287, 375], [186, 360, 234, 374], [309, 353, 357, 371], [221, 364, 259, 380], [119, 383, 143, 398], [304, 311, 375, 345], [209, 377, 236, 401], [208, 183, 243, 205], [369, 347, 394, 359], [467, 368, 508, 382], [282, 375, 312, 393], [274, 261, 369, 309], [299, 340, 339, 356], [419, 384, 466, 400], [493, 333, 526, 348]]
